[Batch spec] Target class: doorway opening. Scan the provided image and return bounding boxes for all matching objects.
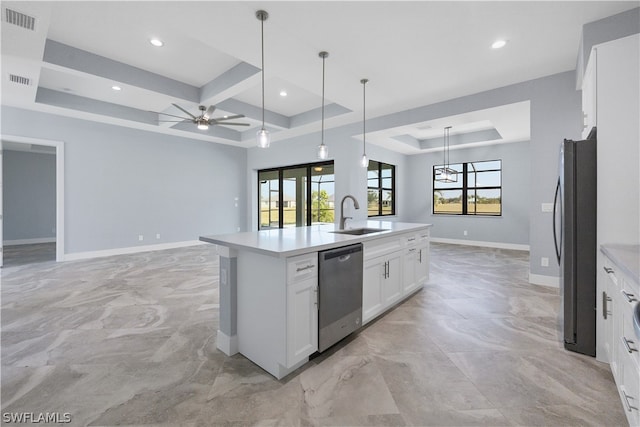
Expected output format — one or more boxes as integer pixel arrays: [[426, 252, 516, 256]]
[[1, 135, 65, 267]]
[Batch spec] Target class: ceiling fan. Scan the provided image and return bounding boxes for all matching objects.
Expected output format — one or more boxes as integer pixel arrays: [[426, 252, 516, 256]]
[[155, 103, 250, 130]]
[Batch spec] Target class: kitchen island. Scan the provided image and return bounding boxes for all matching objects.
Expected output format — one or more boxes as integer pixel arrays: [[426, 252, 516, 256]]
[[200, 220, 432, 379]]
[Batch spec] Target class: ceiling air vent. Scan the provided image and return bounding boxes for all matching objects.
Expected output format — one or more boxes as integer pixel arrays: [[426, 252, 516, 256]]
[[4, 8, 36, 31], [9, 74, 31, 86]]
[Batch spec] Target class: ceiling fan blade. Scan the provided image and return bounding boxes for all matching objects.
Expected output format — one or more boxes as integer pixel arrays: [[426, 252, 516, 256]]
[[172, 103, 197, 119], [152, 111, 191, 120], [214, 122, 251, 126], [203, 105, 216, 120], [157, 120, 188, 123], [212, 114, 245, 121]]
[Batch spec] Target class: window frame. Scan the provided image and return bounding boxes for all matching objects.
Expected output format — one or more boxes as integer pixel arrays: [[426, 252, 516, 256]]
[[432, 159, 502, 216], [367, 160, 396, 217], [258, 160, 334, 229]]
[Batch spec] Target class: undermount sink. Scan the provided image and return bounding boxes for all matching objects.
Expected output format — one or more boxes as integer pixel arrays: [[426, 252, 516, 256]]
[[330, 228, 389, 235]]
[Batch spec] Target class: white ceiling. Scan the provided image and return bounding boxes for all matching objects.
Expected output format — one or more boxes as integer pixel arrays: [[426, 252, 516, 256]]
[[1, 1, 637, 152]]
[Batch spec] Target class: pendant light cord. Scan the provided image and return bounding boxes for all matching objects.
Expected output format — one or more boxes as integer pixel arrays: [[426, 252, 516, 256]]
[[260, 15, 265, 128], [321, 54, 325, 146], [362, 79, 367, 156], [443, 128, 447, 168]]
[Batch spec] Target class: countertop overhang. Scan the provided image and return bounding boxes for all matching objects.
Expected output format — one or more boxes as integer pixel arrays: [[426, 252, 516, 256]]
[[200, 221, 432, 258], [601, 244, 640, 285]]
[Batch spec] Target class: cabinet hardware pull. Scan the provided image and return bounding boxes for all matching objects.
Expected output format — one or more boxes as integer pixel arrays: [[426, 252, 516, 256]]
[[622, 390, 638, 412], [296, 264, 314, 272], [408, 248, 416, 252], [603, 267, 614, 274], [603, 292, 612, 319], [419, 250, 422, 263], [622, 337, 638, 354], [622, 290, 638, 303], [313, 288, 318, 307]]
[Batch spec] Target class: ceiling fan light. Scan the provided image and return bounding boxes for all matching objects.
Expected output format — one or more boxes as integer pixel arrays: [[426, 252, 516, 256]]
[[317, 143, 328, 159], [257, 128, 270, 148], [197, 123, 209, 130]]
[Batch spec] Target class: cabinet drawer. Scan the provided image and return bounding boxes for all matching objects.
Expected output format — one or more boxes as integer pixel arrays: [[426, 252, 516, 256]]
[[404, 234, 418, 246], [287, 253, 318, 284], [364, 236, 402, 260], [621, 302, 640, 370], [619, 354, 640, 426], [603, 258, 620, 288], [418, 230, 430, 242]]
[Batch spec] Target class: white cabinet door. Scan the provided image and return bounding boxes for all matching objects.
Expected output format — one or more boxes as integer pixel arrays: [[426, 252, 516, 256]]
[[382, 251, 402, 306], [363, 258, 384, 324], [403, 247, 418, 295], [416, 244, 429, 286], [286, 277, 318, 367]]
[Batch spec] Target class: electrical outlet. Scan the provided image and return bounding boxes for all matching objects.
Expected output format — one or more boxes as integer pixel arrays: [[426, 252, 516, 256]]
[[541, 257, 549, 267], [156, 233, 161, 239], [138, 235, 144, 241], [463, 230, 468, 236]]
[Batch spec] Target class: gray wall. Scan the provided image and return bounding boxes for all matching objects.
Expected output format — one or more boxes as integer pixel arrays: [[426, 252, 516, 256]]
[[1, 106, 247, 255], [246, 129, 410, 230], [406, 141, 530, 246], [3, 150, 56, 242], [247, 71, 581, 279]]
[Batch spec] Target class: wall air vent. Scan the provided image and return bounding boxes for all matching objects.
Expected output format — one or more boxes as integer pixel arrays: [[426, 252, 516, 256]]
[[9, 74, 31, 86], [4, 8, 36, 31]]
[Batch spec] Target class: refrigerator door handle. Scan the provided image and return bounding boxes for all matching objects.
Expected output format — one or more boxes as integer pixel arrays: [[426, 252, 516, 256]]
[[553, 177, 562, 265]]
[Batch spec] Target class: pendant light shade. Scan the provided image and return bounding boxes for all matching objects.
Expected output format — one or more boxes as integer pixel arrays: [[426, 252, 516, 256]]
[[256, 10, 270, 148], [360, 78, 369, 168], [317, 51, 329, 159], [434, 126, 458, 182]]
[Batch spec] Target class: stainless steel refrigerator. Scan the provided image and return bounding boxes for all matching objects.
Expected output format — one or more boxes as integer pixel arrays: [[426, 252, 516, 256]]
[[553, 127, 597, 356]]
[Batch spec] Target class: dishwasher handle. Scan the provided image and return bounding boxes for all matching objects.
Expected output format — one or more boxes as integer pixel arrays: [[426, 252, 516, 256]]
[[321, 243, 363, 261]]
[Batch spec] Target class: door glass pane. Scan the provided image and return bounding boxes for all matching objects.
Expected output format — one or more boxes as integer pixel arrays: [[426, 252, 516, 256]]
[[259, 170, 279, 229], [433, 189, 462, 214], [381, 189, 393, 215], [282, 167, 307, 228], [367, 189, 379, 216], [381, 163, 393, 178], [311, 164, 335, 224]]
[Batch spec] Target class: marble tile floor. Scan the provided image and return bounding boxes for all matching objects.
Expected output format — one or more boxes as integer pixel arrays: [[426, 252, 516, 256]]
[[2, 243, 56, 268], [1, 243, 626, 426]]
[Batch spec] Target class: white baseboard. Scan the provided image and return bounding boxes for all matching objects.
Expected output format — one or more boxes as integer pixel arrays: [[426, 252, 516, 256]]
[[430, 237, 530, 251], [216, 330, 239, 356], [63, 240, 206, 261], [529, 273, 560, 288], [4, 237, 56, 245]]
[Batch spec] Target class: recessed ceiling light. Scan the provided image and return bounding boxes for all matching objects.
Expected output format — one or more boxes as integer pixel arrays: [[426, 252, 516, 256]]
[[491, 40, 507, 49], [112, 85, 122, 91], [150, 38, 164, 47], [279, 90, 287, 97]]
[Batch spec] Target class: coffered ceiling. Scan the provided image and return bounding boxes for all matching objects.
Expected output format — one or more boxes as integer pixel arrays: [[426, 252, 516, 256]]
[[1, 1, 636, 152]]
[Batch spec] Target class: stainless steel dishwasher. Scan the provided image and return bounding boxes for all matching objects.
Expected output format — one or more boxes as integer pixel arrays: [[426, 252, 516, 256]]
[[318, 243, 363, 352]]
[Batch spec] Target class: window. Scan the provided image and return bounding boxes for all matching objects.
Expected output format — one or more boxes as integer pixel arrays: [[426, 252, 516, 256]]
[[258, 161, 334, 229], [433, 160, 501, 216], [367, 160, 395, 217]]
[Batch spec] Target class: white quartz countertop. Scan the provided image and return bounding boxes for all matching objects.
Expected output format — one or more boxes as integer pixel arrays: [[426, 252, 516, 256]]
[[200, 221, 432, 258], [601, 244, 640, 286]]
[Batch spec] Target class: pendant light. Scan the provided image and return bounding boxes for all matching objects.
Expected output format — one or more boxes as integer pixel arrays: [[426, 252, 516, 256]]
[[256, 10, 270, 148], [435, 126, 458, 182], [360, 78, 369, 168], [317, 51, 329, 159]]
